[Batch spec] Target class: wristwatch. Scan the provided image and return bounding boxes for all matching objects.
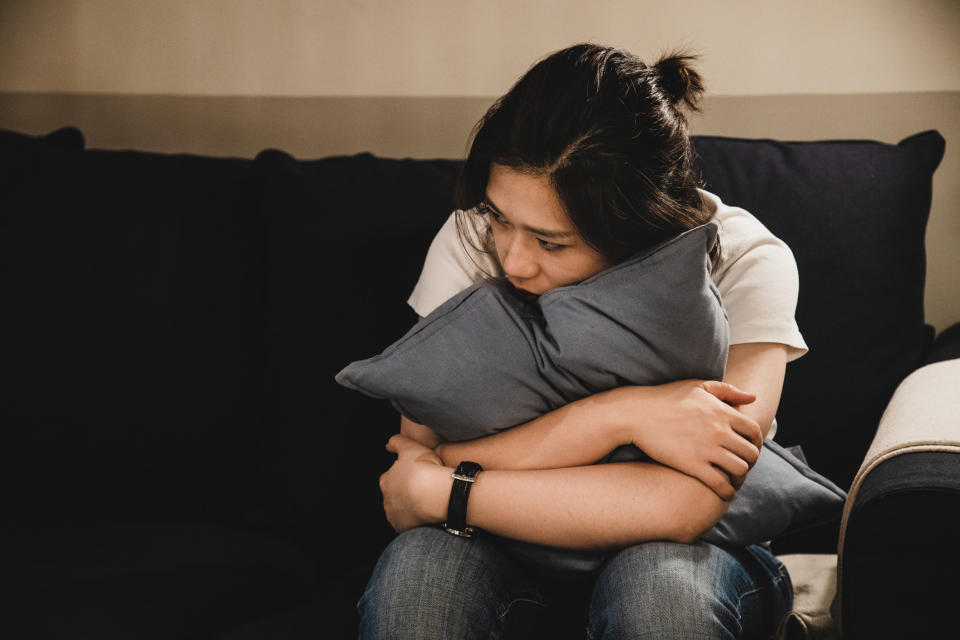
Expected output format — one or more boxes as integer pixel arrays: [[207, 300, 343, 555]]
[[443, 461, 483, 538]]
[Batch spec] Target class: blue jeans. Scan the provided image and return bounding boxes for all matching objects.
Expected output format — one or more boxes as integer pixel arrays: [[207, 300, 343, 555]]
[[358, 526, 792, 639]]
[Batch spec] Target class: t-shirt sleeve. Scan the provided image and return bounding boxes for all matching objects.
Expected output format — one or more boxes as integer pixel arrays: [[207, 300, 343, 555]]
[[712, 201, 809, 363], [407, 210, 500, 318]]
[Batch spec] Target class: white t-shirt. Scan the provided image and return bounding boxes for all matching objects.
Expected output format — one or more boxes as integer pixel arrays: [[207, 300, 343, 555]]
[[407, 189, 808, 440]]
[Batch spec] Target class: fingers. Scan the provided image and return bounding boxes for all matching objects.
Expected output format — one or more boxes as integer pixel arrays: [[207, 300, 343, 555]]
[[385, 435, 399, 453], [722, 434, 761, 470], [714, 409, 762, 461], [698, 464, 738, 501], [711, 448, 751, 479], [707, 396, 763, 452], [729, 412, 764, 451], [731, 471, 747, 492], [385, 433, 414, 454], [701, 380, 756, 406]]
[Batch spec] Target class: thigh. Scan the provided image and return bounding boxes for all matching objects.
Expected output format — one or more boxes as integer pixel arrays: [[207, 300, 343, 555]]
[[587, 541, 792, 640], [358, 526, 548, 640], [735, 544, 794, 639]]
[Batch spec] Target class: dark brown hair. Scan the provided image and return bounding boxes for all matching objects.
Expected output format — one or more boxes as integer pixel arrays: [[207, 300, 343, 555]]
[[454, 43, 715, 267]]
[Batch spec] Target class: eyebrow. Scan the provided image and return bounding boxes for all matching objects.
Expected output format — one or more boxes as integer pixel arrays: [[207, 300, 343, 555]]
[[481, 195, 577, 239]]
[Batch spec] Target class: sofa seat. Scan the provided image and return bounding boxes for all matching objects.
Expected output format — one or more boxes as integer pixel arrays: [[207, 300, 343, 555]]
[[7, 517, 319, 639]]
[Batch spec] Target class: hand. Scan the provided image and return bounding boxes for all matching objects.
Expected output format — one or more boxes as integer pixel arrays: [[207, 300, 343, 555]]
[[619, 379, 763, 501], [380, 434, 450, 533]]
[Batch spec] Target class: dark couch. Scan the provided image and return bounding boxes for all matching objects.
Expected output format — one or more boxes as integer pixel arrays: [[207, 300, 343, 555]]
[[2, 126, 957, 639]]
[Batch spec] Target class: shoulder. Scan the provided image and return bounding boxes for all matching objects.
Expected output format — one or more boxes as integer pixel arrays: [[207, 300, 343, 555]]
[[407, 209, 501, 318], [702, 189, 796, 279], [701, 189, 809, 362], [426, 209, 501, 279]]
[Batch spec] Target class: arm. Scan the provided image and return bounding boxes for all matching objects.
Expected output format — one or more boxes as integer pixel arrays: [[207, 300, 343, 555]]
[[383, 435, 726, 548], [718, 342, 788, 489], [433, 343, 785, 499], [401, 314, 761, 488], [722, 342, 787, 440], [382, 343, 790, 547]]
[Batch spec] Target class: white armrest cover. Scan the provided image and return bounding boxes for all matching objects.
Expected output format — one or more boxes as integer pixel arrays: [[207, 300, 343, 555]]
[[836, 358, 960, 623]]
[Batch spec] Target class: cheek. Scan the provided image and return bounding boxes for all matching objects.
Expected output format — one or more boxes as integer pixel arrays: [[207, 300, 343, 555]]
[[540, 256, 587, 288], [557, 252, 611, 283], [489, 225, 510, 259]]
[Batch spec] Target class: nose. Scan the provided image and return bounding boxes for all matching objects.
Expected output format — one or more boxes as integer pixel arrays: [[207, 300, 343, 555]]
[[499, 236, 539, 282]]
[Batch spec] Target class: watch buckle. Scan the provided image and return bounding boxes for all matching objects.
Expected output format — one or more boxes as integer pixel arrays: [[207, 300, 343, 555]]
[[442, 523, 476, 538]]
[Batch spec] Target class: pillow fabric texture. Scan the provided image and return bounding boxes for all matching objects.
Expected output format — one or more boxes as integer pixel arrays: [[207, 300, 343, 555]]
[[337, 223, 846, 574], [339, 224, 727, 440]]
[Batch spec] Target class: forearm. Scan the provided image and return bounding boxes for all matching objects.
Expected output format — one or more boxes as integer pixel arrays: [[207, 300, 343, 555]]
[[722, 342, 788, 440], [421, 460, 730, 550], [435, 387, 633, 470]]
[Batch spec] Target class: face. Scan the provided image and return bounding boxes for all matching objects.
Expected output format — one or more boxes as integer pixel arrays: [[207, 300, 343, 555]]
[[480, 163, 613, 297]]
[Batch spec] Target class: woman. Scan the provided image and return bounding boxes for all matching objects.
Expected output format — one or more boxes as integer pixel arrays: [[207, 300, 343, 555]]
[[360, 43, 807, 639]]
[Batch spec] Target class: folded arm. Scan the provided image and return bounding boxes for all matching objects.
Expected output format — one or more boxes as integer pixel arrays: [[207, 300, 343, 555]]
[[384, 437, 729, 549], [382, 343, 788, 547], [422, 342, 786, 499]]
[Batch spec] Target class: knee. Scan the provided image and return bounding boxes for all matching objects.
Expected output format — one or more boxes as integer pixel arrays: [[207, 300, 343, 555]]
[[588, 542, 742, 640], [358, 527, 510, 640], [359, 528, 450, 638]]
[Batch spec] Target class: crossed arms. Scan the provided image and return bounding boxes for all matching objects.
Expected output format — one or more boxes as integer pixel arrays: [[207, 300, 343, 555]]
[[379, 342, 787, 550]]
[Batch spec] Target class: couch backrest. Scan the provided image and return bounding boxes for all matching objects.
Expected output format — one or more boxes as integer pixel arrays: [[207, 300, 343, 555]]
[[692, 132, 944, 489], [249, 149, 461, 557], [248, 132, 944, 556], [2, 128, 267, 514]]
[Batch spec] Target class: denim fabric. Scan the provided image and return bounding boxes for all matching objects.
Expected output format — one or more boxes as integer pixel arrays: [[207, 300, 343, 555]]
[[358, 527, 793, 639]]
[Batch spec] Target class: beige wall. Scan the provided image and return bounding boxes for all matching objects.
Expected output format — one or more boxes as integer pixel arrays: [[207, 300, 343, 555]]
[[1, 0, 958, 97], [0, 0, 958, 332]]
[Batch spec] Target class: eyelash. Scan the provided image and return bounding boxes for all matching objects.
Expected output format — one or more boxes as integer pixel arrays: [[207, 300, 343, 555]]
[[537, 239, 564, 251], [479, 202, 565, 252]]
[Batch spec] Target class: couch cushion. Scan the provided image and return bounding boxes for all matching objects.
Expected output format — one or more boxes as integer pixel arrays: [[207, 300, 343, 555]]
[[0, 126, 85, 153], [691, 131, 945, 490], [0, 130, 268, 513], [6, 518, 316, 640]]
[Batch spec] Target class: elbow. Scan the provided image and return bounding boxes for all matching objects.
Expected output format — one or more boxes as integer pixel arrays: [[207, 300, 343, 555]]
[[671, 524, 705, 545], [670, 496, 732, 545]]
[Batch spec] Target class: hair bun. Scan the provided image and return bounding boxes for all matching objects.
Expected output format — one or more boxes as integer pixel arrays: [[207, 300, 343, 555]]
[[652, 52, 704, 111]]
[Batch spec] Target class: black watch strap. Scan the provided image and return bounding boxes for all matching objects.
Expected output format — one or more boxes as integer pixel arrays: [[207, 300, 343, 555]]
[[443, 461, 483, 538]]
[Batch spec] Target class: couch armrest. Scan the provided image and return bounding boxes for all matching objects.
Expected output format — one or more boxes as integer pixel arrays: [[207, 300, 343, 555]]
[[837, 358, 960, 639]]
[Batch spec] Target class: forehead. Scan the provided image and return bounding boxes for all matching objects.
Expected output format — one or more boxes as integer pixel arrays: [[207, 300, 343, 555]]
[[485, 163, 575, 234]]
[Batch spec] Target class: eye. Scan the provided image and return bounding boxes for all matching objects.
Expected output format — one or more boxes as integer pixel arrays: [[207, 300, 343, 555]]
[[537, 238, 565, 251], [479, 202, 507, 226]]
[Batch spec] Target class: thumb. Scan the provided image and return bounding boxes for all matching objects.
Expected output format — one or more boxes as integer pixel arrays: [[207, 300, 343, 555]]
[[385, 434, 406, 454], [702, 380, 756, 406], [386, 433, 420, 456]]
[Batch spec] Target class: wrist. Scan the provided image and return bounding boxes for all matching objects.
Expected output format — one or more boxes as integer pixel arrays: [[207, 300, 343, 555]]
[[434, 441, 453, 466], [416, 464, 455, 523], [600, 386, 648, 448]]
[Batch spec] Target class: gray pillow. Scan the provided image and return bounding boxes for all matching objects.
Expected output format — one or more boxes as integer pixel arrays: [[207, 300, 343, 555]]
[[337, 223, 845, 574]]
